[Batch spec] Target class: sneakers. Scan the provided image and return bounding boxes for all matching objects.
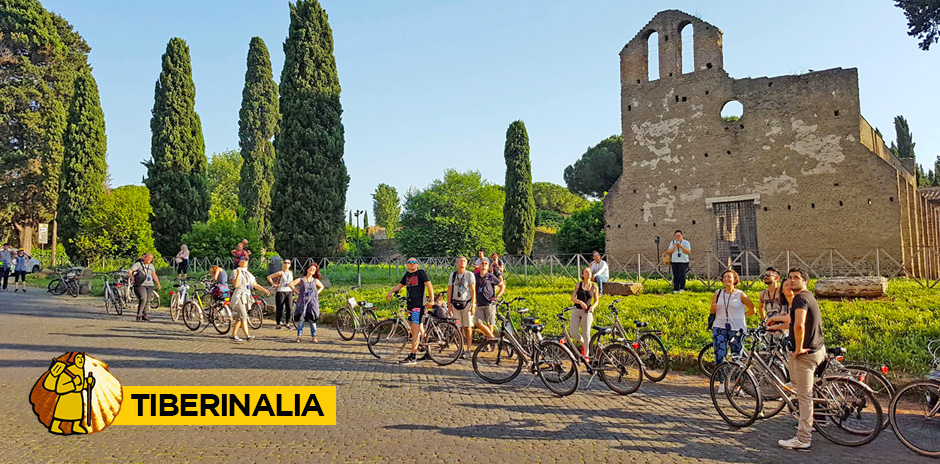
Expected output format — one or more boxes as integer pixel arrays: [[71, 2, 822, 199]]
[[141, 316, 151, 322], [296, 336, 302, 343], [275, 325, 283, 330], [233, 336, 246, 342], [246, 335, 255, 341], [399, 353, 417, 364], [311, 336, 318, 343], [778, 436, 811, 450], [418, 352, 432, 362], [717, 383, 726, 394]]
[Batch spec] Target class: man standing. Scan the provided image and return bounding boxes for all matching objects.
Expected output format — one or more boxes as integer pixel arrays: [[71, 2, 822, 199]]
[[386, 258, 434, 364], [767, 268, 825, 450], [666, 230, 691, 293], [128, 253, 161, 321], [0, 244, 13, 292], [590, 251, 610, 294], [447, 257, 476, 358], [474, 259, 504, 339]]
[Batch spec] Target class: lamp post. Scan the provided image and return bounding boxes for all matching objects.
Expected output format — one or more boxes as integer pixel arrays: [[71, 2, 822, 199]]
[[354, 210, 364, 287], [654, 236, 661, 273]]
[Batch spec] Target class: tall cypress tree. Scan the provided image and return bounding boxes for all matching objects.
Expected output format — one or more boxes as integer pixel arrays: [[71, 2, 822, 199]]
[[273, 0, 349, 257], [145, 38, 209, 256], [58, 71, 107, 259], [238, 37, 279, 250], [502, 120, 535, 255]]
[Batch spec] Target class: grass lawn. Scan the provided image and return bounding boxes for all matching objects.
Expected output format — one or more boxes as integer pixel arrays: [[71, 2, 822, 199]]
[[25, 265, 940, 377]]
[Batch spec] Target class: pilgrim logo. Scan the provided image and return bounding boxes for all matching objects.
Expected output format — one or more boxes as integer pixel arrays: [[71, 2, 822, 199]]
[[29, 352, 123, 435]]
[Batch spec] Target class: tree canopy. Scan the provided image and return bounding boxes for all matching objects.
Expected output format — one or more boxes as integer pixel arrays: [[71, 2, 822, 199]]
[[556, 202, 605, 254], [208, 150, 243, 222], [502, 121, 535, 255], [72, 185, 158, 261], [563, 135, 623, 198], [533, 182, 590, 215], [372, 183, 401, 237], [896, 0, 940, 50]]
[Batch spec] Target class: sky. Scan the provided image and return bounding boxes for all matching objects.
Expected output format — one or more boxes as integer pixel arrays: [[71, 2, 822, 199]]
[[43, 0, 940, 215]]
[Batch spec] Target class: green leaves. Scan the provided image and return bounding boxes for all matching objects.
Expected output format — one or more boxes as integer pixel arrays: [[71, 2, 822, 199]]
[[533, 182, 589, 216], [181, 218, 261, 260], [563, 135, 623, 198], [73, 185, 159, 261], [556, 201, 605, 254], [895, 0, 940, 50], [503, 121, 536, 255], [372, 183, 401, 237], [398, 170, 505, 256], [208, 150, 244, 222], [145, 37, 209, 256]]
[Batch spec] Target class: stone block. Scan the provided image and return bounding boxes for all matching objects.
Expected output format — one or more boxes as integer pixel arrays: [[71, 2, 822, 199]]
[[604, 281, 643, 296], [814, 276, 888, 298]]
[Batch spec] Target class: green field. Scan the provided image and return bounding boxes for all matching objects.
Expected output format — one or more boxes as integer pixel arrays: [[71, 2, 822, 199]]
[[28, 265, 940, 377]]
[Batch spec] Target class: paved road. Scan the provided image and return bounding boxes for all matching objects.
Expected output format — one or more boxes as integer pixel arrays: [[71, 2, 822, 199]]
[[0, 291, 927, 464]]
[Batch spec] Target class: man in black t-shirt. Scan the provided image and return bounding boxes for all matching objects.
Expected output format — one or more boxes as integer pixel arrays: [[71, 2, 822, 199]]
[[387, 257, 434, 364], [767, 268, 825, 450]]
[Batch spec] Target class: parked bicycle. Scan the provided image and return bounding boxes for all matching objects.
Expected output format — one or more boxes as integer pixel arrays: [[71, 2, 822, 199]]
[[335, 287, 378, 341], [181, 278, 232, 335], [366, 293, 463, 365], [121, 269, 160, 310], [555, 306, 644, 395], [168, 278, 195, 321], [48, 267, 82, 298], [471, 299, 581, 397], [101, 271, 126, 315], [888, 338, 940, 457], [248, 292, 265, 330], [710, 328, 884, 447], [589, 299, 670, 382]]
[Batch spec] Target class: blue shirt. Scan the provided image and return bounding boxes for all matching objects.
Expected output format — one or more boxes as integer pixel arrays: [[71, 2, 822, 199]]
[[670, 240, 691, 263]]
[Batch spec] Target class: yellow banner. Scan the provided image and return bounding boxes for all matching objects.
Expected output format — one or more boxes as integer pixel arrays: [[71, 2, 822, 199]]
[[112, 386, 336, 425]]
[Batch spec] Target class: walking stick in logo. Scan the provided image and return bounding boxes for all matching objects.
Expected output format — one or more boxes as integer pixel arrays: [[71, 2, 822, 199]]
[[29, 352, 123, 435], [86, 372, 94, 430]]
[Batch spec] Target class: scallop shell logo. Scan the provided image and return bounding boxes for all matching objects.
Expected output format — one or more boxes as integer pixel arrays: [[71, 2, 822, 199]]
[[29, 352, 123, 435]]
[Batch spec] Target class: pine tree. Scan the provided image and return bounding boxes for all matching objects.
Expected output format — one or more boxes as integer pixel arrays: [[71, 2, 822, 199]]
[[58, 71, 108, 259], [502, 120, 536, 255], [0, 1, 90, 251], [273, 0, 349, 257], [372, 183, 401, 237], [144, 38, 209, 256], [237, 37, 279, 250]]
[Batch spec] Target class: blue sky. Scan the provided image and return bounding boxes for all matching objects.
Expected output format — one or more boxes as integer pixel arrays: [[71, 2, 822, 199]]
[[44, 0, 940, 214]]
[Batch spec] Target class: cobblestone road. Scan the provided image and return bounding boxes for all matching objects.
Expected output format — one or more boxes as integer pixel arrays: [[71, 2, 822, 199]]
[[0, 291, 928, 463]]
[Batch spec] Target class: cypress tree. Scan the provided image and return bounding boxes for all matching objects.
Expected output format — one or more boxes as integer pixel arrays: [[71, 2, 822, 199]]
[[273, 0, 349, 257], [237, 37, 279, 250], [363, 211, 369, 229], [145, 38, 209, 256], [372, 183, 401, 237], [349, 211, 353, 226], [58, 71, 108, 259], [502, 120, 535, 255]]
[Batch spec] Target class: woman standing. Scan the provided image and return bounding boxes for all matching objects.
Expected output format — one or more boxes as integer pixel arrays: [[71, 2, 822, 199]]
[[12, 249, 31, 293], [128, 253, 161, 321], [175, 245, 190, 280], [289, 263, 324, 343], [230, 257, 270, 342], [570, 267, 599, 358], [710, 269, 756, 388], [267, 260, 294, 330]]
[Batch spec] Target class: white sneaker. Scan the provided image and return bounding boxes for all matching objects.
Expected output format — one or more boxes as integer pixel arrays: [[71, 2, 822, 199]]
[[778, 436, 811, 450], [716, 383, 726, 394]]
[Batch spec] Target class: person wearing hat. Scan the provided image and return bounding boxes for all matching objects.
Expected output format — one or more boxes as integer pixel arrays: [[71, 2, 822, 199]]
[[12, 248, 31, 293], [0, 244, 13, 292]]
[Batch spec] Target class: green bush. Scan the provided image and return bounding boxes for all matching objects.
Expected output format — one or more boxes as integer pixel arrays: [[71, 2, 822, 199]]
[[556, 201, 604, 254], [31, 243, 71, 268], [536, 209, 564, 229], [182, 218, 262, 259], [72, 185, 160, 261], [344, 224, 373, 257]]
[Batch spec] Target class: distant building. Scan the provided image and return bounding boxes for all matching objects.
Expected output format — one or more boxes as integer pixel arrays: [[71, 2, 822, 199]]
[[604, 10, 940, 277]]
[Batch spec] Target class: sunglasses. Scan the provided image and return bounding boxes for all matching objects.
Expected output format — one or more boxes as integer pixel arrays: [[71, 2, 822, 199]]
[[407, 260, 418, 264]]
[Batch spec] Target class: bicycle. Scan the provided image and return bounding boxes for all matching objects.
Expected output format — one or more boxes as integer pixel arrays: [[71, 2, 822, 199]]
[[888, 338, 940, 457], [825, 346, 895, 431], [710, 328, 884, 447], [168, 278, 195, 321], [181, 279, 232, 335], [101, 271, 126, 316], [366, 294, 464, 366], [471, 302, 581, 397], [248, 292, 265, 330], [48, 267, 81, 297], [555, 306, 644, 395], [589, 299, 670, 382], [334, 287, 378, 341], [122, 271, 161, 310]]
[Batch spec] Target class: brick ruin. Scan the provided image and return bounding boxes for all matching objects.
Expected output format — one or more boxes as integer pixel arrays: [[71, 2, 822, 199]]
[[604, 10, 940, 278]]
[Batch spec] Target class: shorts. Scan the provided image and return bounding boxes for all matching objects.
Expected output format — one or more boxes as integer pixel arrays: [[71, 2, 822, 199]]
[[453, 308, 473, 328], [475, 303, 496, 327], [409, 308, 425, 324]]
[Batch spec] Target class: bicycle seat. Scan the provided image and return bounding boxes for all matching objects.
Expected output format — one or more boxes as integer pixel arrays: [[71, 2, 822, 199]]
[[522, 316, 539, 324], [517, 308, 530, 314], [592, 326, 613, 335], [634, 321, 648, 328], [359, 302, 374, 309], [527, 323, 544, 333], [826, 347, 846, 357]]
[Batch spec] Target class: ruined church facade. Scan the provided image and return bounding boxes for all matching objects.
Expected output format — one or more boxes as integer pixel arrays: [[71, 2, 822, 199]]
[[604, 10, 940, 277]]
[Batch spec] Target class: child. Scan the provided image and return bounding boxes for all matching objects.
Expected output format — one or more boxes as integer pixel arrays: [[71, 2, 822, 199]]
[[430, 293, 449, 319]]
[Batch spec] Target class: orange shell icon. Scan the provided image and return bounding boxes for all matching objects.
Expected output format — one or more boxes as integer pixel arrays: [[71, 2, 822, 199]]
[[29, 352, 123, 435]]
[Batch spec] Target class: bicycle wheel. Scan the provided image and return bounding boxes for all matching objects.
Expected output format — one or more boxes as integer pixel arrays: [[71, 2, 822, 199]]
[[362, 310, 378, 333], [170, 294, 180, 321], [212, 306, 231, 335], [68, 281, 79, 298], [698, 343, 716, 377], [335, 308, 356, 341], [472, 339, 523, 384], [843, 364, 894, 430], [813, 375, 883, 447], [114, 292, 124, 316], [637, 334, 669, 382], [48, 278, 61, 293], [536, 341, 580, 397], [890, 379, 940, 457], [150, 293, 160, 309], [425, 320, 463, 366], [247, 301, 263, 329], [104, 292, 114, 315], [366, 319, 409, 361], [182, 301, 203, 331], [753, 357, 788, 420], [710, 362, 762, 428], [597, 343, 643, 395]]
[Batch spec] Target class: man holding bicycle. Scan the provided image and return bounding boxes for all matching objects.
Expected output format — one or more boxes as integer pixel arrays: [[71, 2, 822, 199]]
[[767, 268, 826, 451], [387, 258, 434, 364]]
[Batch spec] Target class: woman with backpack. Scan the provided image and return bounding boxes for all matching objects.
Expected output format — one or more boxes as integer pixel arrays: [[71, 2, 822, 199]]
[[289, 263, 324, 343], [128, 254, 161, 321]]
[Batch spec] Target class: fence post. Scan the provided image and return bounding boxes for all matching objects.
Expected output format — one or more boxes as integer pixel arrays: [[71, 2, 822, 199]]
[[786, 250, 791, 271], [829, 249, 834, 277], [637, 253, 641, 283], [876, 248, 881, 277], [524, 256, 528, 285]]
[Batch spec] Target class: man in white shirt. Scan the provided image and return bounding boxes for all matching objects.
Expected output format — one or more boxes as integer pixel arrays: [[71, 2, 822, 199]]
[[666, 230, 691, 293], [590, 251, 610, 294]]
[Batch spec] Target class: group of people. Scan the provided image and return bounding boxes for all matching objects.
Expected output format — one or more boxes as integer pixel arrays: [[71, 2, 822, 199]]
[[0, 244, 32, 292]]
